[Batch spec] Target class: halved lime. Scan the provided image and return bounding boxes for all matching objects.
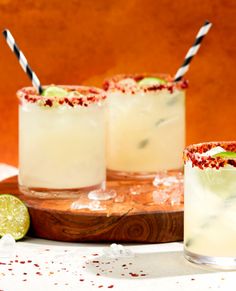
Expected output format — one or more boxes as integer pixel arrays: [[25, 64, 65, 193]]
[[138, 77, 166, 87], [0, 194, 30, 240], [42, 86, 68, 97], [213, 151, 236, 159]]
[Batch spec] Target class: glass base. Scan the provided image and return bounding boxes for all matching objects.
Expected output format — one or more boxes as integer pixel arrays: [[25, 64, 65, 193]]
[[107, 169, 182, 180], [184, 248, 236, 270], [19, 183, 104, 199]]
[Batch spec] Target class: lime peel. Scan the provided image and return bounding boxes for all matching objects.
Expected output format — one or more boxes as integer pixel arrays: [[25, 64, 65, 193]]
[[138, 77, 166, 87], [213, 151, 236, 159]]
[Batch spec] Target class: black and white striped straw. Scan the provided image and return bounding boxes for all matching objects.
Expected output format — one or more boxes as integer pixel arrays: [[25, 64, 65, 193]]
[[3, 29, 43, 94], [174, 21, 212, 82]]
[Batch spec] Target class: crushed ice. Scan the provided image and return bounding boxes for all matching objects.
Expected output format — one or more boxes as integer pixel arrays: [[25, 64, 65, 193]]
[[102, 243, 134, 259], [71, 200, 106, 211]]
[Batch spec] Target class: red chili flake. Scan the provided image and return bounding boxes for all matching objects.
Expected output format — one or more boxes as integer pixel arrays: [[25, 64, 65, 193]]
[[20, 261, 26, 264], [14, 260, 18, 263], [0, 262, 6, 265], [129, 272, 139, 277], [23, 272, 27, 275], [80, 279, 84, 282], [8, 269, 13, 271], [92, 260, 100, 264], [98, 285, 104, 288], [140, 274, 147, 277], [36, 272, 42, 276], [34, 264, 40, 267], [92, 253, 99, 256], [108, 285, 114, 289], [45, 99, 53, 107], [96, 273, 100, 276], [27, 260, 32, 263]]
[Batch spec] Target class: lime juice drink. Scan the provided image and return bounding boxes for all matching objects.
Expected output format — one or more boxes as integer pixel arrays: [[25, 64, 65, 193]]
[[103, 74, 187, 178], [17, 86, 107, 198], [184, 142, 236, 269]]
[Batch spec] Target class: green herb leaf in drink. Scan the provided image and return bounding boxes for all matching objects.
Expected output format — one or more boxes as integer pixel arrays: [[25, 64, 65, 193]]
[[138, 138, 149, 149]]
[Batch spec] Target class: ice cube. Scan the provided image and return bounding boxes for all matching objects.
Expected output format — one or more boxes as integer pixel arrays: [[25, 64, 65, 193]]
[[88, 189, 116, 201], [200, 146, 226, 157], [103, 243, 134, 259], [70, 200, 106, 211], [0, 234, 16, 258], [152, 190, 169, 204]]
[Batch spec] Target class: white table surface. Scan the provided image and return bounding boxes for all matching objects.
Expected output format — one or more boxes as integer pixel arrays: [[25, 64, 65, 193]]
[[0, 165, 235, 290], [0, 238, 235, 291]]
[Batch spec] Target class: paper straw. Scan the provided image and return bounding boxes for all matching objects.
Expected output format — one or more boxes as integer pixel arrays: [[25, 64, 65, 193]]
[[3, 29, 43, 94], [174, 21, 212, 82]]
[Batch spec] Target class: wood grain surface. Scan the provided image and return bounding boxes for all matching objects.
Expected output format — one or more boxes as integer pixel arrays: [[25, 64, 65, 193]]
[[0, 176, 183, 243]]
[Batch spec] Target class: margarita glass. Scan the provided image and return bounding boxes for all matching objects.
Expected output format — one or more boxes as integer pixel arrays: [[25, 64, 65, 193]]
[[184, 141, 236, 269], [104, 74, 187, 179], [18, 86, 107, 198]]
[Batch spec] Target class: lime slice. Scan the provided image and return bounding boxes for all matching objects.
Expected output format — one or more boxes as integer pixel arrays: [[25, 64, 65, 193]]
[[0, 194, 30, 240], [42, 86, 68, 97], [138, 77, 166, 87], [213, 151, 236, 158]]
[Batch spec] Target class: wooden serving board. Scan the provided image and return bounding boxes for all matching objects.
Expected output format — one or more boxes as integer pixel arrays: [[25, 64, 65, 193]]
[[0, 175, 184, 243]]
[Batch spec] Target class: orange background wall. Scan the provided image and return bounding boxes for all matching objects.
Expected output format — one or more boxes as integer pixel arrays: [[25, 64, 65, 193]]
[[0, 0, 235, 166]]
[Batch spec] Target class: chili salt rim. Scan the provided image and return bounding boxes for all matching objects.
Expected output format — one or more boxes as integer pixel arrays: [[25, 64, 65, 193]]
[[103, 73, 188, 94], [184, 141, 236, 170], [17, 85, 107, 108]]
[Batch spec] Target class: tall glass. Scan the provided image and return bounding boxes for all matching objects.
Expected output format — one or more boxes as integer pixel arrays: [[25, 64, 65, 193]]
[[184, 141, 236, 269], [104, 74, 187, 179], [18, 86, 107, 198]]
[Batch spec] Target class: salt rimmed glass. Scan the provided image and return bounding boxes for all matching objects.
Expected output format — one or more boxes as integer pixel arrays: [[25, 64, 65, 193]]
[[17, 86, 107, 198], [104, 74, 187, 179], [184, 141, 236, 269]]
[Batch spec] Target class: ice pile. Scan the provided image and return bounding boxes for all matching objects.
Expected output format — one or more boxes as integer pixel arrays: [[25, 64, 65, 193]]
[[102, 243, 134, 259], [0, 234, 16, 258], [152, 173, 183, 205]]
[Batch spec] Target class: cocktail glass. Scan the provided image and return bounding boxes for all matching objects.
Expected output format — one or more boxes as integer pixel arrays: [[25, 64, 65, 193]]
[[184, 141, 236, 269], [17, 86, 107, 198], [103, 74, 187, 179]]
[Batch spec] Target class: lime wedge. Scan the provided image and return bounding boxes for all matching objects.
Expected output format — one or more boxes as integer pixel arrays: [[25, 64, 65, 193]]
[[42, 86, 68, 97], [138, 77, 166, 87], [213, 151, 236, 158], [0, 194, 30, 240]]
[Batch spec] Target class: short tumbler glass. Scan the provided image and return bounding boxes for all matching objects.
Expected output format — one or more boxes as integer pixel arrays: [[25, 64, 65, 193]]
[[18, 86, 107, 198], [104, 74, 187, 179], [184, 141, 236, 269]]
